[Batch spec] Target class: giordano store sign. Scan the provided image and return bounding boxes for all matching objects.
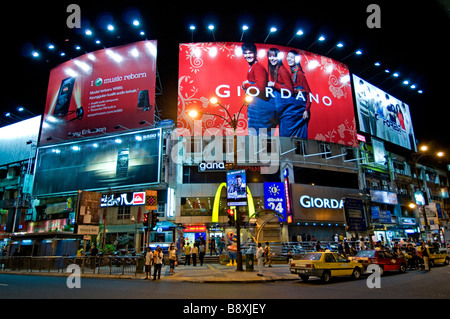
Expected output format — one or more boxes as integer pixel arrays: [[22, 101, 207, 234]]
[[291, 184, 361, 223]]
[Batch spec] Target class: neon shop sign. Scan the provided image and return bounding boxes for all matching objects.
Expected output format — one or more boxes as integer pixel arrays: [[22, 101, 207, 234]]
[[100, 192, 146, 207], [299, 195, 344, 210]]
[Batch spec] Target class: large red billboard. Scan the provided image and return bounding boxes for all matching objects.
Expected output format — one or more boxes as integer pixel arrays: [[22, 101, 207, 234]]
[[178, 42, 357, 146], [40, 40, 157, 145]]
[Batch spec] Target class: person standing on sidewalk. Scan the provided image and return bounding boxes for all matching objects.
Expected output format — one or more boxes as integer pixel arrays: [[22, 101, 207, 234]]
[[420, 242, 431, 271], [256, 243, 264, 276], [184, 243, 191, 265], [264, 242, 272, 267], [168, 245, 177, 275], [144, 247, 153, 280], [199, 241, 206, 266], [153, 246, 163, 280], [191, 244, 198, 266]]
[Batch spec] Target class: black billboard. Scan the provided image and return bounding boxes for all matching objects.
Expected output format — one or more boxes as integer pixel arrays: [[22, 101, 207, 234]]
[[33, 128, 162, 196]]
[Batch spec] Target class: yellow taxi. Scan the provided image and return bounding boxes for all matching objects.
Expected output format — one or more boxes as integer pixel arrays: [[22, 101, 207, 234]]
[[290, 251, 363, 283], [421, 247, 450, 267]]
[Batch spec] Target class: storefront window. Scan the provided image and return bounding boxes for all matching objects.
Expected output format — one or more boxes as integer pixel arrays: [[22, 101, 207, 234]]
[[117, 205, 131, 220], [181, 197, 219, 216], [180, 196, 266, 218]]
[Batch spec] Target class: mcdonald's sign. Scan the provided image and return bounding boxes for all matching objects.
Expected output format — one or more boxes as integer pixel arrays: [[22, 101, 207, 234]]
[[211, 183, 255, 223]]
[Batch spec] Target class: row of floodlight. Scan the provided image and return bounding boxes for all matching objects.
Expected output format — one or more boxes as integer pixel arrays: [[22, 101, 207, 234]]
[[28, 20, 423, 95]]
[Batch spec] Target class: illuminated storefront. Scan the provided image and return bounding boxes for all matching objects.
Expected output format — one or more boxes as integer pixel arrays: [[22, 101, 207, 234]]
[[289, 184, 363, 241]]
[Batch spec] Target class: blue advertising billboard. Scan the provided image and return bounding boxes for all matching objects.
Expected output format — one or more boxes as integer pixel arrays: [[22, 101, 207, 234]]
[[264, 182, 287, 222], [226, 169, 247, 206], [344, 198, 367, 231]]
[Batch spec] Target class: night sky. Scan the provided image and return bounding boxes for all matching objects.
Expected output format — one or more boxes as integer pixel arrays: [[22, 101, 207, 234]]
[[2, 0, 449, 161]]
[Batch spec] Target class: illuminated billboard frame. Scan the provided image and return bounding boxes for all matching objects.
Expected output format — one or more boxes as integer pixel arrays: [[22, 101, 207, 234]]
[[227, 169, 247, 206], [32, 128, 162, 196], [178, 42, 358, 147], [40, 40, 157, 145], [352, 74, 416, 151]]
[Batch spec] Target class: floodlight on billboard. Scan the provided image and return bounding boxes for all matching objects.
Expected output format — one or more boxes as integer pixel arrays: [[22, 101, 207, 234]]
[[41, 40, 158, 145], [177, 42, 357, 147], [352, 74, 416, 151]]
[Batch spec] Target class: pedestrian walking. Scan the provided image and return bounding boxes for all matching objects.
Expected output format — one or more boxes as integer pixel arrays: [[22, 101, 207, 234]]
[[168, 244, 177, 275], [421, 242, 430, 271], [338, 241, 344, 256], [286, 251, 293, 264], [153, 246, 163, 280], [406, 243, 418, 269], [218, 236, 225, 254], [191, 244, 198, 266], [144, 247, 153, 280], [315, 241, 322, 252], [184, 243, 191, 265], [264, 242, 272, 267], [256, 242, 264, 276], [210, 236, 218, 255], [199, 242, 206, 266], [359, 237, 365, 251]]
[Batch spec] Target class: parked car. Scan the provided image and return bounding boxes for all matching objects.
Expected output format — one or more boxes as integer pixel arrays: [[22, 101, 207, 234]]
[[290, 251, 363, 283], [348, 249, 407, 275]]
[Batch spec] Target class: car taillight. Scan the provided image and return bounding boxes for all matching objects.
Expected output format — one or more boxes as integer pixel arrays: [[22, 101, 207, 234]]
[[305, 263, 315, 268]]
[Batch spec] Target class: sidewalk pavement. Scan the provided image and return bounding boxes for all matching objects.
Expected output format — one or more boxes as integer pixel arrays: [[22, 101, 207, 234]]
[[1, 263, 300, 283], [142, 263, 299, 283]]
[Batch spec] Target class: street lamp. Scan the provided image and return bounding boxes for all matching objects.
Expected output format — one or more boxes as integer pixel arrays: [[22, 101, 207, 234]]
[[412, 145, 445, 241], [188, 96, 252, 271]]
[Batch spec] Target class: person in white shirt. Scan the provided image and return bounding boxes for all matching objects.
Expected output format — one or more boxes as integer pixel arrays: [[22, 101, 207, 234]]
[[144, 247, 153, 280], [256, 242, 264, 277], [153, 246, 164, 280], [168, 245, 177, 275]]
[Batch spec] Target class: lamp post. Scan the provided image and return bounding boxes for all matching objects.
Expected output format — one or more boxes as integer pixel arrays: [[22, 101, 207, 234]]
[[188, 96, 252, 271], [412, 145, 445, 242]]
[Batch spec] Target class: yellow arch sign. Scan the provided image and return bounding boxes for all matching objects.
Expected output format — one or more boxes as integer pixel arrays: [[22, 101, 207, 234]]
[[211, 183, 255, 223]]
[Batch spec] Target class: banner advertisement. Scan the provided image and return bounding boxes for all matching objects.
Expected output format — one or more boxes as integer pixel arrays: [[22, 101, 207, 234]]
[[145, 190, 158, 210], [178, 42, 357, 147], [343, 198, 367, 231], [264, 182, 287, 222], [371, 206, 392, 224], [227, 169, 247, 206], [75, 191, 102, 235], [33, 128, 162, 196], [0, 116, 41, 166], [370, 189, 398, 205], [353, 74, 416, 151], [419, 203, 439, 231], [41, 40, 157, 145]]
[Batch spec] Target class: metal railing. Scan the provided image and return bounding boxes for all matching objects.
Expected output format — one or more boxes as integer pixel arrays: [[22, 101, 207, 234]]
[[239, 241, 373, 259], [0, 241, 375, 274], [0, 256, 143, 276]]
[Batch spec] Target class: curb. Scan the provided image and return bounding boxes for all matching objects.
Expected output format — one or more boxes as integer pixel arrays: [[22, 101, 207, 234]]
[[0, 265, 299, 283]]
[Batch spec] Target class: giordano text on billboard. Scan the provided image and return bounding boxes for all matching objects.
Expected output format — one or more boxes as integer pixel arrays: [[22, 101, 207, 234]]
[[178, 42, 357, 147]]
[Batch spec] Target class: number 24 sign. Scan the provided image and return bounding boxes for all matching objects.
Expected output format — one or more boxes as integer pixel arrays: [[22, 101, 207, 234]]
[[264, 182, 287, 222]]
